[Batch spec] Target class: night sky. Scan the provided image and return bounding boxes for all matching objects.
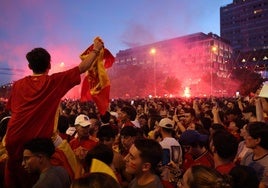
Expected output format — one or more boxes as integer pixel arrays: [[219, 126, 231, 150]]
[[0, 0, 232, 86]]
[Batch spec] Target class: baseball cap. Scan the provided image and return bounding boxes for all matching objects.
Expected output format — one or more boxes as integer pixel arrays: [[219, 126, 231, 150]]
[[158, 118, 174, 129], [179, 130, 208, 145], [75, 114, 91, 127]]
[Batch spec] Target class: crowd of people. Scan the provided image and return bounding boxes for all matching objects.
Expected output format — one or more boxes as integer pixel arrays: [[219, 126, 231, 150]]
[[0, 94, 268, 188], [0, 37, 268, 188]]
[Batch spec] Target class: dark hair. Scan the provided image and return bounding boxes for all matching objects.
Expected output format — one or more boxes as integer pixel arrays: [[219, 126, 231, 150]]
[[242, 105, 256, 117], [57, 115, 69, 134], [120, 126, 137, 137], [134, 138, 162, 174], [247, 121, 268, 150], [139, 114, 148, 121], [200, 117, 212, 131], [148, 114, 162, 131], [211, 130, 238, 160], [194, 123, 209, 135], [210, 123, 226, 131], [85, 143, 114, 168], [229, 165, 259, 188], [71, 172, 121, 188], [210, 123, 226, 136], [97, 125, 117, 139], [121, 106, 137, 121], [26, 48, 51, 74], [184, 108, 196, 117], [179, 130, 208, 148], [23, 138, 55, 158], [100, 111, 111, 124], [68, 114, 77, 126]]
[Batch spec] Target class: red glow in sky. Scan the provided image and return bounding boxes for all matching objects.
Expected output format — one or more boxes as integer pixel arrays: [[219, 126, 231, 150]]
[[0, 0, 232, 91]]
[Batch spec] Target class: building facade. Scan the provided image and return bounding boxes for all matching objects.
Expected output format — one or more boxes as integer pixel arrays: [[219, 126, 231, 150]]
[[111, 32, 233, 97], [220, 0, 268, 52], [220, 0, 268, 76]]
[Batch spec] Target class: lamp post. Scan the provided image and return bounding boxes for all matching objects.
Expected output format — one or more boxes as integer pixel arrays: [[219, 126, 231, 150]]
[[210, 46, 217, 96], [150, 48, 156, 97]]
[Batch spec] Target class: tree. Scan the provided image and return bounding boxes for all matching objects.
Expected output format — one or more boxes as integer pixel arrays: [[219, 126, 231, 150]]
[[230, 68, 264, 96], [163, 76, 181, 94]]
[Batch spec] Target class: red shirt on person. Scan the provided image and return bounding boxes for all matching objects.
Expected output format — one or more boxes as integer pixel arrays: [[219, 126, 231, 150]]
[[183, 151, 214, 172], [69, 137, 98, 151], [215, 162, 236, 174], [5, 67, 81, 188]]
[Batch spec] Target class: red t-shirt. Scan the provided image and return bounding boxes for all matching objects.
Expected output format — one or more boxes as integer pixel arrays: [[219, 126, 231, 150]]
[[69, 137, 98, 151], [216, 162, 236, 174], [5, 67, 81, 158], [183, 151, 214, 172], [4, 67, 81, 187]]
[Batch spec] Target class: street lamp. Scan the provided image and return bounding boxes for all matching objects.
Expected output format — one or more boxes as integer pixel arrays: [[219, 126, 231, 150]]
[[210, 46, 217, 96], [150, 48, 156, 97]]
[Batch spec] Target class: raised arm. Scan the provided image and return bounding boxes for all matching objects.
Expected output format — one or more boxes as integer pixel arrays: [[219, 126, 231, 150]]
[[78, 39, 104, 73]]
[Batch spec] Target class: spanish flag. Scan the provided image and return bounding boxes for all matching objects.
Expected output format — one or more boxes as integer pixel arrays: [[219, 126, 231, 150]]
[[80, 37, 115, 115], [90, 158, 118, 182]]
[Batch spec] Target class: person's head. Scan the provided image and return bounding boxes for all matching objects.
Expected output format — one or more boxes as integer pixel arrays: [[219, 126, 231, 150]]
[[26, 48, 51, 74], [22, 138, 55, 173], [71, 172, 121, 188], [210, 130, 238, 161], [226, 101, 235, 110], [209, 123, 226, 136], [97, 125, 117, 148], [187, 123, 208, 135], [88, 118, 101, 136], [119, 106, 137, 122], [245, 121, 268, 150], [242, 105, 256, 122], [85, 143, 114, 170], [179, 130, 208, 156], [180, 165, 232, 188], [124, 138, 162, 176], [120, 126, 137, 151], [74, 114, 92, 138], [225, 109, 240, 123], [229, 165, 259, 188], [138, 114, 148, 127], [148, 114, 162, 131], [183, 108, 196, 125], [100, 111, 111, 124], [158, 117, 175, 136]]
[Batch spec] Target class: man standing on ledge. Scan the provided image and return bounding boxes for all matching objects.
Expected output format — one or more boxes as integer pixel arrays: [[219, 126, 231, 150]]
[[4, 38, 104, 188]]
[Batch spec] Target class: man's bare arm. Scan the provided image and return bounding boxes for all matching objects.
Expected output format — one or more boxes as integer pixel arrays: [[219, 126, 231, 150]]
[[78, 39, 104, 73]]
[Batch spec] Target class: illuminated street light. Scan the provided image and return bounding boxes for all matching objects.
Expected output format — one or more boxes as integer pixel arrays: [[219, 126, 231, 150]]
[[150, 48, 156, 97], [150, 48, 156, 55]]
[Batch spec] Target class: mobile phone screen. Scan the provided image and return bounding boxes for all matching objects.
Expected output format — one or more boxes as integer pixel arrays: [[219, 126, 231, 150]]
[[162, 149, 170, 165]]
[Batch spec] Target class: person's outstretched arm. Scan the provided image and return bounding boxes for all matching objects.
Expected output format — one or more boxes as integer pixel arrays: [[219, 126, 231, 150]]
[[78, 39, 104, 73]]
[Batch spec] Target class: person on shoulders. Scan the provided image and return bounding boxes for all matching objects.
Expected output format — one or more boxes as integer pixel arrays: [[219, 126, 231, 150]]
[[5, 38, 104, 188]]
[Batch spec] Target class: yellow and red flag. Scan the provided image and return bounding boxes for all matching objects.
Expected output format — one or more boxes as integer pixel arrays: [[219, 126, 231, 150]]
[[80, 37, 115, 115], [90, 158, 118, 182]]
